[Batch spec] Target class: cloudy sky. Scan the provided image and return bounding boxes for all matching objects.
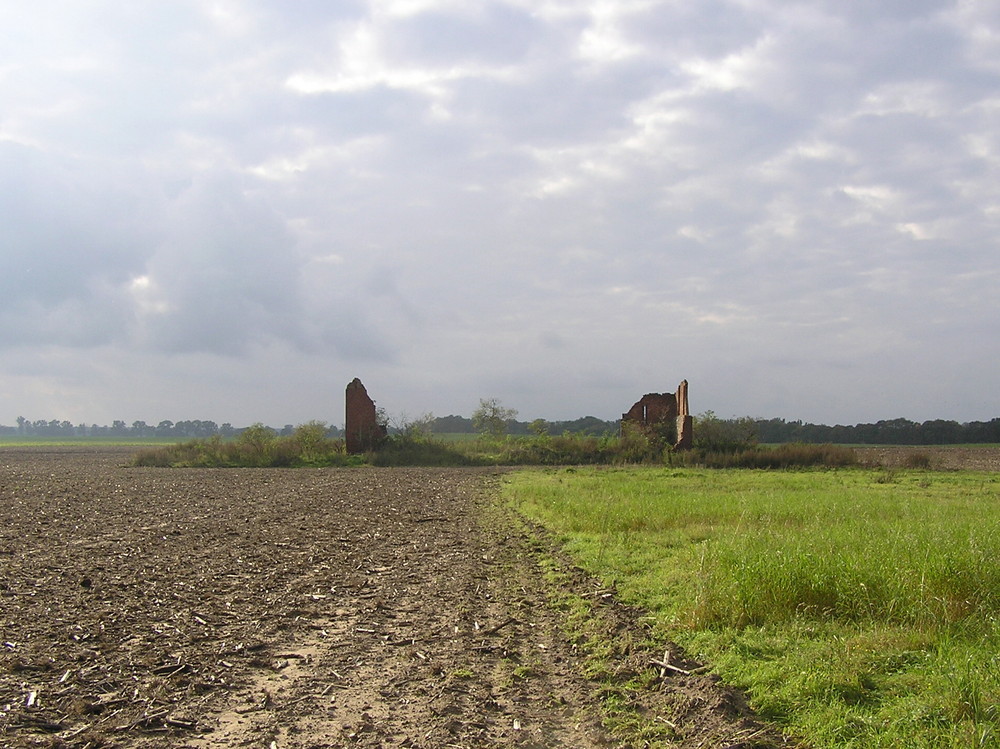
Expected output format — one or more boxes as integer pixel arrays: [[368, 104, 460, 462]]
[[2, 0, 999, 428]]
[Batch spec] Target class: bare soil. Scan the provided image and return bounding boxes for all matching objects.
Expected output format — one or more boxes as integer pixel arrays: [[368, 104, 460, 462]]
[[6, 445, 938, 748], [852, 445, 1000, 471]]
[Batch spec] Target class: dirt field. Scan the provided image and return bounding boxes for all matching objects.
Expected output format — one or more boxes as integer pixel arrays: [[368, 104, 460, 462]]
[[853, 445, 1000, 470], [0, 447, 798, 748]]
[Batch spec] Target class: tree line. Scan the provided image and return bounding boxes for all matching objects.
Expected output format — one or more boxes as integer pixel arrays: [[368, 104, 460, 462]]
[[408, 413, 1000, 444], [754, 417, 1000, 445], [433, 413, 618, 436], [3, 414, 999, 445], [0, 414, 620, 440], [1, 418, 345, 439]]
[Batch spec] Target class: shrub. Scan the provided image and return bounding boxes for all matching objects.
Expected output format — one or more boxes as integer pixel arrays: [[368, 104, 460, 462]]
[[131, 424, 351, 468], [237, 423, 277, 466], [903, 451, 933, 469]]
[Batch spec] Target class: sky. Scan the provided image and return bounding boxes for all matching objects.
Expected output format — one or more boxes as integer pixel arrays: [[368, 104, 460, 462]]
[[2, 0, 999, 429]]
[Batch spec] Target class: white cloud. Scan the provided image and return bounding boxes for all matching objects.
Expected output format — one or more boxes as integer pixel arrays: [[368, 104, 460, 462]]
[[0, 0, 998, 426], [128, 275, 171, 316], [576, 1, 647, 63], [680, 33, 777, 93]]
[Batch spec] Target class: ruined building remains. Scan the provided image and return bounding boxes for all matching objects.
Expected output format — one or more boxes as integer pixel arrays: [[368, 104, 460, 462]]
[[345, 378, 387, 454], [621, 379, 693, 450]]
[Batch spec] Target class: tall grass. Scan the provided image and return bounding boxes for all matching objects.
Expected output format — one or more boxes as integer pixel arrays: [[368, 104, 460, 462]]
[[506, 467, 1000, 747]]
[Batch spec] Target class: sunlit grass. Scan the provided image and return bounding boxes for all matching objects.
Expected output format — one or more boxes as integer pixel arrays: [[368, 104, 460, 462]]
[[505, 467, 1000, 747], [0, 436, 178, 447]]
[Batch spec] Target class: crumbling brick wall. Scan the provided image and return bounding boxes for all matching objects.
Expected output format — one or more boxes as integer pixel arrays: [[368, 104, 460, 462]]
[[675, 379, 693, 450], [345, 378, 387, 454], [622, 380, 692, 450]]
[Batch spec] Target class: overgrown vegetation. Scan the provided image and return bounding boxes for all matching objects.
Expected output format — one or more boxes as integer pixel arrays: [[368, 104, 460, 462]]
[[132, 413, 857, 468], [505, 467, 1000, 748], [131, 422, 361, 467]]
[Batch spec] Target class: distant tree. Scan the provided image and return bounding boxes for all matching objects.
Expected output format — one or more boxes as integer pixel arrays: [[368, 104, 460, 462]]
[[552, 416, 618, 436], [400, 412, 436, 439], [16, 416, 26, 434], [198, 420, 219, 437], [238, 423, 277, 459], [694, 411, 758, 452], [292, 421, 328, 461], [432, 415, 475, 433], [375, 407, 390, 433], [529, 418, 550, 436], [472, 398, 518, 439], [919, 419, 962, 445]]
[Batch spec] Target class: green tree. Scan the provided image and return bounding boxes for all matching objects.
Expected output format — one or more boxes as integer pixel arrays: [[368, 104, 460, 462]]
[[292, 421, 329, 462], [694, 411, 758, 452], [398, 412, 436, 439], [472, 398, 518, 439], [529, 418, 550, 436], [238, 423, 277, 464]]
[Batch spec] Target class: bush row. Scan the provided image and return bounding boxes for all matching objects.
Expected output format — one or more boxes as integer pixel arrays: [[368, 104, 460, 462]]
[[133, 425, 859, 469]]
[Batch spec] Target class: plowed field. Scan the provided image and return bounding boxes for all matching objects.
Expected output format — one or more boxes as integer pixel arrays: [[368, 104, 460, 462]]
[[1, 447, 790, 748]]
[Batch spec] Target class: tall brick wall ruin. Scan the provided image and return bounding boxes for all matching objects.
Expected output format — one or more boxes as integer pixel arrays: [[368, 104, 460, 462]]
[[345, 378, 387, 454], [675, 379, 692, 450], [621, 379, 692, 450]]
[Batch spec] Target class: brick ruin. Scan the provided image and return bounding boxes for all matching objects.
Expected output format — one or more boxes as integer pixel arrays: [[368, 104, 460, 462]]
[[345, 378, 387, 454], [346, 376, 693, 453], [621, 379, 693, 450]]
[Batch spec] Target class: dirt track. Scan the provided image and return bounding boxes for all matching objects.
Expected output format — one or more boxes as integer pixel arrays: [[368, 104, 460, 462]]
[[1, 447, 790, 748]]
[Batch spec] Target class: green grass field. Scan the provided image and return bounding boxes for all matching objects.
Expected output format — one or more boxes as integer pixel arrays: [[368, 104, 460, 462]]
[[505, 467, 1000, 748], [0, 436, 179, 447]]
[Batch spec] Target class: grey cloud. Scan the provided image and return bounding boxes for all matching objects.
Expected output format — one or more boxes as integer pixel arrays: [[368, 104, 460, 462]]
[[621, 0, 768, 57], [1, 0, 998, 425], [380, 5, 544, 66], [819, 0, 953, 24], [0, 143, 152, 347], [132, 175, 320, 356], [255, 0, 367, 30]]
